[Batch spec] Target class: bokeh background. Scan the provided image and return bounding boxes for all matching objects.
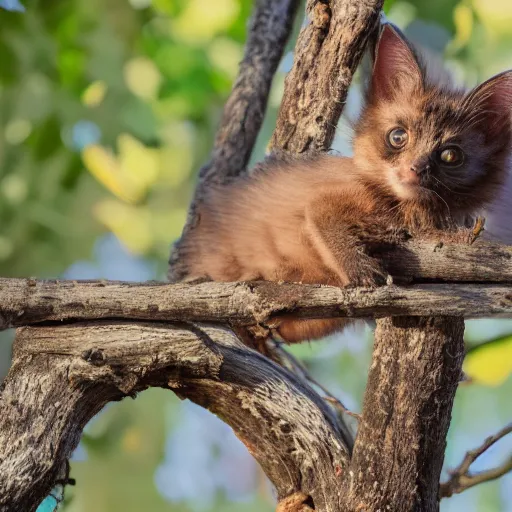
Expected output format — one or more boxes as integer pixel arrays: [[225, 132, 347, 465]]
[[1, 0, 512, 511]]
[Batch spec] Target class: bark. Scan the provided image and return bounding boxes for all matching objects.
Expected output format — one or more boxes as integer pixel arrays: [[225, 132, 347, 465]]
[[340, 317, 465, 511], [169, 0, 300, 281], [1, 279, 512, 331], [0, 0, 505, 509], [378, 236, 512, 284], [270, 0, 384, 153], [0, 322, 349, 512]]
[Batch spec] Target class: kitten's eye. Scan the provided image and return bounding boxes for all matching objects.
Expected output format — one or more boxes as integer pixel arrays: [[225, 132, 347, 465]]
[[387, 128, 408, 149], [438, 146, 464, 167]]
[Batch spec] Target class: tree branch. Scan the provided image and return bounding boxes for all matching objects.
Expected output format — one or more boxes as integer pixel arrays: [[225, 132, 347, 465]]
[[4, 235, 512, 330], [440, 423, 512, 498], [270, 0, 384, 153], [2, 278, 512, 331], [169, 0, 300, 281], [0, 322, 350, 512], [340, 317, 466, 511]]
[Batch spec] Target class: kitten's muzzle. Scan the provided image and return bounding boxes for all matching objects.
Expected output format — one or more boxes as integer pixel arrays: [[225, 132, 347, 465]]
[[410, 157, 432, 175]]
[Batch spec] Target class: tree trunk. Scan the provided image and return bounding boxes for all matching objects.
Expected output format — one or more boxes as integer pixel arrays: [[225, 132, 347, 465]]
[[341, 317, 465, 511]]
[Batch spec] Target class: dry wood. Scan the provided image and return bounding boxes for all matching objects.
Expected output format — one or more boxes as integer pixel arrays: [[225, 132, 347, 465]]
[[1, 278, 512, 331], [270, 0, 384, 153], [1, 0, 509, 510], [341, 317, 465, 512], [0, 322, 349, 512]]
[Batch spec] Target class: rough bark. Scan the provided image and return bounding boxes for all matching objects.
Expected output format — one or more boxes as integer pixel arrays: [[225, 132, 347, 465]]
[[1, 279, 512, 331], [169, 0, 300, 281], [0, 322, 349, 512], [340, 317, 465, 512], [270, 0, 384, 153], [1, 0, 505, 509], [378, 236, 512, 284]]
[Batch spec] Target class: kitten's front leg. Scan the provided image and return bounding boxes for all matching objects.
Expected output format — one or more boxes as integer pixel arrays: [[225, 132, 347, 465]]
[[305, 194, 389, 287]]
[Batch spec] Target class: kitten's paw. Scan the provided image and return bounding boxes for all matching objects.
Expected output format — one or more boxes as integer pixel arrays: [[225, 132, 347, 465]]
[[346, 258, 389, 288]]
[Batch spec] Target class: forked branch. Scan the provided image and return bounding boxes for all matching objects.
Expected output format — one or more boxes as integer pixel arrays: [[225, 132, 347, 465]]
[[440, 423, 512, 498]]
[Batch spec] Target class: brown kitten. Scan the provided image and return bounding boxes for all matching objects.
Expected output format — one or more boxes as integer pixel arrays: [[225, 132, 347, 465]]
[[181, 24, 512, 343]]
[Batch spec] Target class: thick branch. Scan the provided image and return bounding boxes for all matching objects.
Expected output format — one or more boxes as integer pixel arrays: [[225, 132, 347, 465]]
[[440, 423, 512, 498], [341, 317, 465, 512], [270, 0, 384, 153], [2, 278, 512, 331], [169, 0, 299, 281], [377, 236, 512, 284], [0, 322, 349, 512]]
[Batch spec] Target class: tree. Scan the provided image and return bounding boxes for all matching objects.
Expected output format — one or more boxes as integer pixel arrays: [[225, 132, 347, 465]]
[[0, 1, 511, 511]]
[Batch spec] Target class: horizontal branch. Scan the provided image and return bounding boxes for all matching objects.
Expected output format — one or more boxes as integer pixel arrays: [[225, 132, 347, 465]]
[[0, 322, 349, 512], [1, 278, 512, 331]]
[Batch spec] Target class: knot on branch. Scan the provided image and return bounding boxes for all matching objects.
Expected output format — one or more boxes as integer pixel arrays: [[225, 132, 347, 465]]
[[312, 2, 331, 31], [81, 348, 105, 366], [276, 492, 315, 512]]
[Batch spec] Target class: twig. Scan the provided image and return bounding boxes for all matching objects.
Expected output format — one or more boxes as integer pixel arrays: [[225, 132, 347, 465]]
[[323, 397, 362, 422], [440, 423, 512, 498]]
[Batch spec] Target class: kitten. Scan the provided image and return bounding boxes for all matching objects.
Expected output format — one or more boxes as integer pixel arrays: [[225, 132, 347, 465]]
[[181, 24, 512, 343]]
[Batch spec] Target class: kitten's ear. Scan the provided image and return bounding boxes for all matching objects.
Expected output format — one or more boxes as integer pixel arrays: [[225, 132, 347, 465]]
[[370, 24, 423, 103], [465, 71, 512, 140]]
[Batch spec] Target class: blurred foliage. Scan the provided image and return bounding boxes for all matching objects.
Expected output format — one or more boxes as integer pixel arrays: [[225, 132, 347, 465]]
[[465, 335, 512, 386], [0, 0, 256, 278], [0, 0, 511, 511]]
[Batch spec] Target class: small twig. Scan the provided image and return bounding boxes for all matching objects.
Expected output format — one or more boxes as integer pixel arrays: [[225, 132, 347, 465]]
[[324, 397, 362, 422], [440, 422, 512, 498], [471, 216, 486, 243]]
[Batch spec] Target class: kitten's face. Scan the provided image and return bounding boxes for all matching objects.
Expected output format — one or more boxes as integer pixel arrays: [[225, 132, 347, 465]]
[[353, 25, 512, 212], [354, 92, 503, 204]]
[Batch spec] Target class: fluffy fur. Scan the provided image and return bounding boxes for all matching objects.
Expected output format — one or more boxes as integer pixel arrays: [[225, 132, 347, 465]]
[[181, 25, 512, 343]]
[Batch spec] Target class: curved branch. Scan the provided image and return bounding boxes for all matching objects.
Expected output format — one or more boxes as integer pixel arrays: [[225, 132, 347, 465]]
[[0, 322, 349, 512], [440, 423, 512, 498], [270, 0, 384, 153], [169, 0, 300, 281]]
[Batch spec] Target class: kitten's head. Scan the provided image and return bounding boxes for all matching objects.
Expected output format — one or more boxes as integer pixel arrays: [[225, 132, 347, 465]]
[[353, 24, 512, 213]]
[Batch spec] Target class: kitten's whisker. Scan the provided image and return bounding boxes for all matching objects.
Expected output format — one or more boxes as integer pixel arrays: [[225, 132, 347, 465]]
[[431, 175, 455, 193], [427, 188, 451, 215]]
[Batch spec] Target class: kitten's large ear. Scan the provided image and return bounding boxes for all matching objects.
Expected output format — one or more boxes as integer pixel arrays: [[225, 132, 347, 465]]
[[464, 71, 512, 140], [370, 24, 423, 103]]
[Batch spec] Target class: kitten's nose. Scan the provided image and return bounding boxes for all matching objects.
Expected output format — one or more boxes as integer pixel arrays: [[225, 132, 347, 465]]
[[410, 159, 431, 175]]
